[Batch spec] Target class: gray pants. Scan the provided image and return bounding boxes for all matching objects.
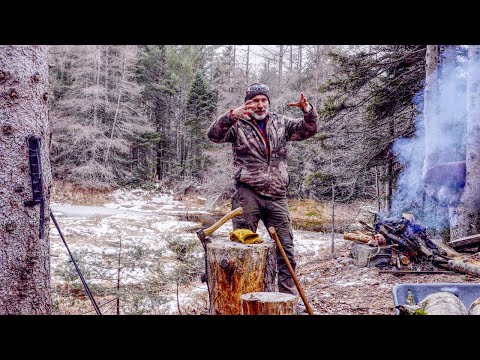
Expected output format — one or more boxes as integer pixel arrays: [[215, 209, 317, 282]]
[[231, 182, 298, 295]]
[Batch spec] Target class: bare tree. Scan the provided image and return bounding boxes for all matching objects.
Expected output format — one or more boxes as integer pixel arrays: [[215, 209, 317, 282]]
[[0, 45, 52, 314]]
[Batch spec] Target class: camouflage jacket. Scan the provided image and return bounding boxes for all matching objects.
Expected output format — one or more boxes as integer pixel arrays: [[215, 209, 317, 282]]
[[207, 107, 318, 198]]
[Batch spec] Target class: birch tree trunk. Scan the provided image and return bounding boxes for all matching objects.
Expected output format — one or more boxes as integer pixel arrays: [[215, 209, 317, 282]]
[[450, 45, 480, 240], [0, 45, 52, 314], [245, 45, 250, 84], [298, 45, 303, 88], [422, 45, 440, 178], [278, 45, 283, 86]]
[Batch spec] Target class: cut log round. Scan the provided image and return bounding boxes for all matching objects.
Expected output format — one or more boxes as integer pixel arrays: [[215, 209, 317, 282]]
[[468, 298, 480, 315], [240, 292, 298, 315], [420, 292, 467, 315], [206, 238, 276, 315], [399, 292, 467, 315]]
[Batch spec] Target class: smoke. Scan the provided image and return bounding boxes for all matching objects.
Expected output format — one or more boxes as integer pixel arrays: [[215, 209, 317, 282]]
[[389, 93, 426, 220], [390, 47, 468, 230]]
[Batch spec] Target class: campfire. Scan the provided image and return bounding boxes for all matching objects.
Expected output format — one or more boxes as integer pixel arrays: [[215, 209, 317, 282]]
[[373, 216, 449, 267], [344, 214, 451, 271]]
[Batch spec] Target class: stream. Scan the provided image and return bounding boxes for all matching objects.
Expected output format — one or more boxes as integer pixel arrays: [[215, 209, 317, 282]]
[[49, 189, 336, 314]]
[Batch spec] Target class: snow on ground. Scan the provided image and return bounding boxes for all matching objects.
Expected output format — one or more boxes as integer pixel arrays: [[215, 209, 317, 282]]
[[50, 188, 332, 315]]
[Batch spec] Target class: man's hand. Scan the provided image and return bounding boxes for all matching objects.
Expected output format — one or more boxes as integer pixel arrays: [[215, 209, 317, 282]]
[[288, 93, 312, 113], [230, 100, 256, 120]]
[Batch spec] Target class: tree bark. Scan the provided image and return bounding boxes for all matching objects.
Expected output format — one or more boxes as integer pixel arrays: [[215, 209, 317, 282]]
[[468, 298, 480, 315], [416, 292, 467, 315], [245, 45, 250, 84], [449, 45, 480, 240], [0, 45, 52, 314], [278, 45, 283, 86], [422, 45, 439, 178], [206, 238, 276, 315], [446, 258, 480, 277], [298, 45, 303, 88], [240, 292, 297, 315]]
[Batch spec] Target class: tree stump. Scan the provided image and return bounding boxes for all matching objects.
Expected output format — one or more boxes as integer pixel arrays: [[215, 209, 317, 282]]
[[206, 238, 276, 315], [240, 292, 298, 315]]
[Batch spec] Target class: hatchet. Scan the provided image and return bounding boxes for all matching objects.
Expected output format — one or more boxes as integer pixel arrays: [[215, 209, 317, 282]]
[[196, 207, 243, 246]]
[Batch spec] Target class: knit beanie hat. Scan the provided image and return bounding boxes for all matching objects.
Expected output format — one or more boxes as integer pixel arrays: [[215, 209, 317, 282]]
[[245, 82, 270, 103]]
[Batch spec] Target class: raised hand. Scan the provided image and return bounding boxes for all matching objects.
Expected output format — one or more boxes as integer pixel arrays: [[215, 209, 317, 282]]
[[230, 99, 256, 120], [288, 93, 311, 112]]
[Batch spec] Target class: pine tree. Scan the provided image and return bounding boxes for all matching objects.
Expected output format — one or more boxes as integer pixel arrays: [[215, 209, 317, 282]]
[[315, 45, 426, 203], [49, 45, 150, 189], [0, 45, 52, 314], [185, 72, 218, 180]]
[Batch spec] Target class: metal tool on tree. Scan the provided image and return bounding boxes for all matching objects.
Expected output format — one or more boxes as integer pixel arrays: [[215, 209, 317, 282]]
[[24, 135, 45, 239], [268, 226, 314, 315], [196, 207, 243, 312]]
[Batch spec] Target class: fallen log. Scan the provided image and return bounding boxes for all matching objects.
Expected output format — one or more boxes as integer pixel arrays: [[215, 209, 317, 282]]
[[444, 258, 480, 277], [448, 233, 480, 250], [240, 292, 298, 315], [343, 232, 372, 243], [430, 238, 462, 258], [206, 237, 276, 315], [379, 270, 456, 275]]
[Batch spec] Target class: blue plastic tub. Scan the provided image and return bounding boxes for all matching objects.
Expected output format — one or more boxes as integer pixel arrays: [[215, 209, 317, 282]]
[[392, 283, 480, 314]]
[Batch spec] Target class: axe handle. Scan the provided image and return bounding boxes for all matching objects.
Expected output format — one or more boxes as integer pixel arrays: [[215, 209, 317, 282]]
[[268, 226, 314, 315], [203, 207, 243, 237]]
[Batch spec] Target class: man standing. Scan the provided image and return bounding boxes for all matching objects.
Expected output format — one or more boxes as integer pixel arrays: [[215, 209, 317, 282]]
[[207, 82, 318, 300]]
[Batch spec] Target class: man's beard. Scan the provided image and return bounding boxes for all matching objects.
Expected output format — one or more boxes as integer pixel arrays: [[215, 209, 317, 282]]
[[251, 111, 267, 121]]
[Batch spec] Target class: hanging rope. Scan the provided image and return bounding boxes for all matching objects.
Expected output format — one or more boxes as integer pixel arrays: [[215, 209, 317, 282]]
[[50, 210, 102, 315]]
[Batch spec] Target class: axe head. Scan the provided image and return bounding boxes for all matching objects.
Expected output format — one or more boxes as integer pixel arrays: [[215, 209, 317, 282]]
[[196, 228, 211, 245], [195, 207, 243, 246]]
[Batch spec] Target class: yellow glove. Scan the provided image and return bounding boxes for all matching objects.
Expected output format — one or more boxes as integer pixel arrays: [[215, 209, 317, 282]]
[[229, 228, 263, 244]]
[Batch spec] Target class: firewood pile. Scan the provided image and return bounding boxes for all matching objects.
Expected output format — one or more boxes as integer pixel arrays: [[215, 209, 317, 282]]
[[372, 217, 449, 269], [344, 215, 452, 271]]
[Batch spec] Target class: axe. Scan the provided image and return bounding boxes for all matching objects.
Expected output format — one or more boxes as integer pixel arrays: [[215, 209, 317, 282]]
[[196, 207, 243, 246]]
